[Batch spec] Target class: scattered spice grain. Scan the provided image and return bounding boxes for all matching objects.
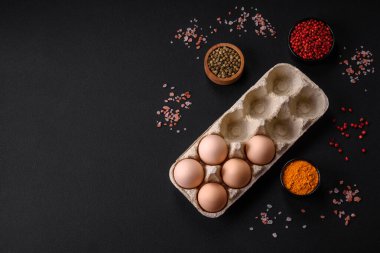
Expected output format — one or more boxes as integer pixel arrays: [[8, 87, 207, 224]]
[[328, 107, 370, 161], [339, 46, 375, 84], [173, 18, 209, 50], [328, 180, 362, 226], [155, 83, 192, 133], [218, 6, 277, 38]]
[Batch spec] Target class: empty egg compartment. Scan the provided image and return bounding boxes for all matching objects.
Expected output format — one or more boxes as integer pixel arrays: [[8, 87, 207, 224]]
[[242, 86, 285, 121], [266, 64, 303, 97], [265, 116, 303, 146], [220, 109, 260, 143], [288, 83, 329, 124]]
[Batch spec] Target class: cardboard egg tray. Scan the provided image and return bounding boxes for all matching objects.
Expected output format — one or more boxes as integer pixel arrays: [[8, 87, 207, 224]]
[[169, 63, 329, 218]]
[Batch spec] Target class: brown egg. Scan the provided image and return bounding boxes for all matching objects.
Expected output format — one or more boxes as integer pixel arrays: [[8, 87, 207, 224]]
[[245, 135, 276, 165], [198, 134, 228, 165], [221, 158, 252, 188], [197, 183, 228, 213], [173, 159, 204, 189]]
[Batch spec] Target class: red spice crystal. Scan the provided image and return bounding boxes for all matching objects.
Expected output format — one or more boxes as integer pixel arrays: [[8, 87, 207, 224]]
[[328, 108, 370, 160], [289, 19, 334, 60]]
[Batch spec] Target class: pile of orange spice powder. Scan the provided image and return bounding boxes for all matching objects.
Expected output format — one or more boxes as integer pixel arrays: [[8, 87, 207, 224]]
[[282, 160, 319, 195]]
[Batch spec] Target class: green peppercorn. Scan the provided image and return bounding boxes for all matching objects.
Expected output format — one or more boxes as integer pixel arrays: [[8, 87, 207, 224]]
[[207, 46, 241, 79]]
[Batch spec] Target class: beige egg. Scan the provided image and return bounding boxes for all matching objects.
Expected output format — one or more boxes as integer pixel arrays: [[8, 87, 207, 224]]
[[173, 159, 204, 189], [197, 183, 228, 213], [198, 134, 228, 165], [245, 135, 276, 165], [221, 158, 252, 188]]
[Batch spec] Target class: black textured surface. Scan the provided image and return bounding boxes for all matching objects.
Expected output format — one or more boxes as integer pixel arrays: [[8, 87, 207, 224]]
[[0, 1, 379, 252]]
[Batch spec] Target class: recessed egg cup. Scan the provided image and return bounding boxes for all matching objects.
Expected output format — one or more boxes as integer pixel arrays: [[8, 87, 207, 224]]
[[242, 86, 283, 120], [265, 117, 303, 143], [220, 109, 258, 142], [266, 64, 303, 96], [169, 63, 329, 218]]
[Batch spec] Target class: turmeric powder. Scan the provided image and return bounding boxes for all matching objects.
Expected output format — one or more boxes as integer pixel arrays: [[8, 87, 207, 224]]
[[282, 160, 319, 195]]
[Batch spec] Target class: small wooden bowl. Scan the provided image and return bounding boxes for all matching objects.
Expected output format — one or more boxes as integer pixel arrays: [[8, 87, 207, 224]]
[[204, 43, 245, 85]]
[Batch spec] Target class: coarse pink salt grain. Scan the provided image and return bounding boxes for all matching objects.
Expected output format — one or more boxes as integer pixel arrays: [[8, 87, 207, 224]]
[[328, 180, 362, 226], [252, 13, 277, 38], [155, 83, 192, 133], [339, 46, 375, 84], [218, 6, 276, 38], [172, 18, 211, 50]]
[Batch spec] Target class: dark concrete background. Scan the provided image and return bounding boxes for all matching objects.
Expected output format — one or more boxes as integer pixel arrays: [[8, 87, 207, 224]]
[[0, 0, 379, 252]]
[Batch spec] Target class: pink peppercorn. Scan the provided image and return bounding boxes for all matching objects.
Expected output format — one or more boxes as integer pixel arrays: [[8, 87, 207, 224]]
[[289, 19, 334, 60]]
